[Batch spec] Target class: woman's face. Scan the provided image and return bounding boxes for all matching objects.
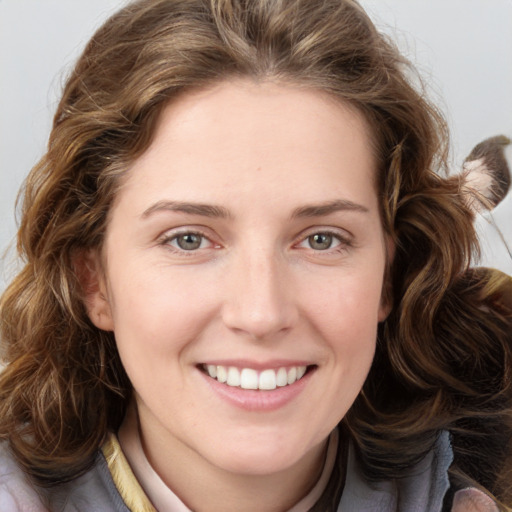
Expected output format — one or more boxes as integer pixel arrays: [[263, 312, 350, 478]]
[[88, 80, 390, 479]]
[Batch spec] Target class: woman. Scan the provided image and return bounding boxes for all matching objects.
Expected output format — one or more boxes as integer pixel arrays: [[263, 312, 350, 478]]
[[1, 0, 511, 510]]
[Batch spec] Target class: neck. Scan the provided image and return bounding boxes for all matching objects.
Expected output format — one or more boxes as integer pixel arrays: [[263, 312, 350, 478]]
[[135, 402, 330, 512]]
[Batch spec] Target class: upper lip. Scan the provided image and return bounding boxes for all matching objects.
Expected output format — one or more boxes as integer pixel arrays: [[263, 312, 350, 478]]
[[198, 359, 314, 371]]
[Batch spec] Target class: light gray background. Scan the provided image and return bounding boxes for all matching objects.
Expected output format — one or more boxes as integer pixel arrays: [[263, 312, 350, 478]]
[[1, 0, 511, 292]]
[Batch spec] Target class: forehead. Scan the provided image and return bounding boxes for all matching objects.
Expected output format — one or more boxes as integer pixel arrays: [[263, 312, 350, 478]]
[[115, 79, 378, 213], [152, 79, 374, 157]]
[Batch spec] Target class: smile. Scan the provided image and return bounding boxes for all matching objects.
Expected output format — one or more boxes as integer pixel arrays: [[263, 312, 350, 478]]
[[202, 364, 308, 391]]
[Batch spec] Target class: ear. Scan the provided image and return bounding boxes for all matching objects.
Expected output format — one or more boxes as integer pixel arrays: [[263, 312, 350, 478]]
[[73, 249, 114, 331], [378, 235, 395, 322]]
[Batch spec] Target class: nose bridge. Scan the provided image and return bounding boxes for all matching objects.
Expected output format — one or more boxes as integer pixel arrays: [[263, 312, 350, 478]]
[[222, 243, 296, 340]]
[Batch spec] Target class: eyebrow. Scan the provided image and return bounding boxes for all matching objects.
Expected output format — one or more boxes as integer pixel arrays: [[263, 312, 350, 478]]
[[291, 199, 369, 218], [141, 198, 368, 220], [141, 200, 231, 219]]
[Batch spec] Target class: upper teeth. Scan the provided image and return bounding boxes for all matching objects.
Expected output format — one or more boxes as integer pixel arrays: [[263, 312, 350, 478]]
[[205, 365, 307, 390]]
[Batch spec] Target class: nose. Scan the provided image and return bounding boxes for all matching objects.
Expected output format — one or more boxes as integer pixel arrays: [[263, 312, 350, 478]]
[[221, 248, 298, 341]]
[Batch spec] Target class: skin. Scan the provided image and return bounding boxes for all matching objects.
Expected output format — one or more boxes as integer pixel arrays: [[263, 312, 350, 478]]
[[86, 79, 391, 511]]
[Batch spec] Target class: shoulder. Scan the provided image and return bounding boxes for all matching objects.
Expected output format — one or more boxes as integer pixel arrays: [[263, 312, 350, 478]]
[[339, 432, 453, 511], [338, 431, 498, 512], [0, 439, 130, 512], [0, 442, 48, 511], [394, 433, 500, 512], [43, 445, 132, 512]]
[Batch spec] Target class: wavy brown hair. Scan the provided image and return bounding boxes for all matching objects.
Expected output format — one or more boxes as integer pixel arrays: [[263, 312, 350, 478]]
[[1, 0, 511, 508]]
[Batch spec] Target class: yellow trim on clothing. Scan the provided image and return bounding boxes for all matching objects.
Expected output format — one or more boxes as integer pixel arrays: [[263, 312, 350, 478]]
[[101, 433, 157, 512]]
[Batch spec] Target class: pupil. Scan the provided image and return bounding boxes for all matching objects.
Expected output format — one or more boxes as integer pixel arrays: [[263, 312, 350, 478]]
[[310, 233, 332, 250], [177, 233, 201, 250]]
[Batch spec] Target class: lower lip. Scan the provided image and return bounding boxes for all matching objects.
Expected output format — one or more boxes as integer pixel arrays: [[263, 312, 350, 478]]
[[199, 368, 313, 412]]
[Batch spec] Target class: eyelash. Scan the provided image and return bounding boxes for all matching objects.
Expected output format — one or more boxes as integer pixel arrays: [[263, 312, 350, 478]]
[[159, 228, 353, 255]]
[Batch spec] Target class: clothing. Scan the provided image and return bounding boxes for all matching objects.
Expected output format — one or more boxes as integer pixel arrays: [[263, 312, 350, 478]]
[[0, 432, 498, 511]]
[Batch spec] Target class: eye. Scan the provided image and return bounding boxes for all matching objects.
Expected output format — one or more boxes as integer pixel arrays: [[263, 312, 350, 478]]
[[174, 233, 203, 250], [165, 232, 212, 251], [298, 232, 343, 251], [307, 233, 338, 250], [294, 228, 355, 256]]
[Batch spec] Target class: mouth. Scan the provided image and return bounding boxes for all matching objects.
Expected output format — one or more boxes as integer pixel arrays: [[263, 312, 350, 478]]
[[199, 364, 315, 391]]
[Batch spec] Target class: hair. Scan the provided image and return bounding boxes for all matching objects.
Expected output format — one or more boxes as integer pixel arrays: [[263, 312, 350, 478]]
[[1, 0, 511, 508]]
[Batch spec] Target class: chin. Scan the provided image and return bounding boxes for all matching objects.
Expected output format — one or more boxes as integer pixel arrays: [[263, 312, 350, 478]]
[[204, 433, 321, 477]]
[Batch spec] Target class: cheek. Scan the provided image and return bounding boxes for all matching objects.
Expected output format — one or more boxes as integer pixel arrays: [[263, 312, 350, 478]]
[[302, 269, 384, 340], [107, 270, 217, 370], [300, 278, 380, 435], [299, 267, 383, 405]]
